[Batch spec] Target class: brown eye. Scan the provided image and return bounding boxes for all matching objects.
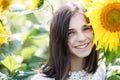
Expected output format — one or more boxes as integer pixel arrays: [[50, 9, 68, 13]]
[[68, 31, 75, 37], [83, 27, 91, 30], [83, 25, 92, 31]]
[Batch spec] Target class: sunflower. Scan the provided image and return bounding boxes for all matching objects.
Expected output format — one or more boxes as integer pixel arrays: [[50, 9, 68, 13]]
[[0, 0, 12, 12], [85, 0, 120, 52], [0, 20, 10, 45]]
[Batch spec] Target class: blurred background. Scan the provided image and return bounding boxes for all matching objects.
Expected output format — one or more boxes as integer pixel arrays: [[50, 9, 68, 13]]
[[0, 0, 120, 80]]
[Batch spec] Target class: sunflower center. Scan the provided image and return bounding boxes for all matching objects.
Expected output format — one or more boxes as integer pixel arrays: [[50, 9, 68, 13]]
[[108, 10, 120, 26], [101, 3, 120, 32]]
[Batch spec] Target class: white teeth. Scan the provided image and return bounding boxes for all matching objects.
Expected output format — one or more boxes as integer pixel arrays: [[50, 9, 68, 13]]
[[75, 43, 88, 49]]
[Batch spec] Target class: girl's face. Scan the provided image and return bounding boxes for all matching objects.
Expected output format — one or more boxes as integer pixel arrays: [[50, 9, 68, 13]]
[[68, 12, 93, 58]]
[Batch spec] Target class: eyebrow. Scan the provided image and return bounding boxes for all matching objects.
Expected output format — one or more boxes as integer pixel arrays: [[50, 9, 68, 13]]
[[68, 29, 74, 31], [68, 25, 88, 30], [68, 24, 92, 31]]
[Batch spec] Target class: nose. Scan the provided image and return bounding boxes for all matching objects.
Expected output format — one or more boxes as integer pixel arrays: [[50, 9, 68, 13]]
[[76, 32, 87, 42]]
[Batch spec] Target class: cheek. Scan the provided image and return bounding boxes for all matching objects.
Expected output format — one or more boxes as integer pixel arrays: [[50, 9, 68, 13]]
[[90, 34, 94, 40], [86, 32, 94, 40], [68, 37, 74, 46]]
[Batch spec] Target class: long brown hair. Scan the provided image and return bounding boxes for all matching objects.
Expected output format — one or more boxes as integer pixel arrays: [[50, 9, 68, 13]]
[[42, 3, 99, 80]]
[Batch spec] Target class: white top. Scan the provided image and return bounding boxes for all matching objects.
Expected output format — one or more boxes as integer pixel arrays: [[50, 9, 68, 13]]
[[31, 62, 106, 80]]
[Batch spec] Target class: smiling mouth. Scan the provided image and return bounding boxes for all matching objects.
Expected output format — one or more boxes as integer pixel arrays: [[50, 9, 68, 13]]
[[74, 43, 90, 49]]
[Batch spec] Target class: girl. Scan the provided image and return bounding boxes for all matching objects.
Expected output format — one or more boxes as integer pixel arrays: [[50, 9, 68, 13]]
[[31, 2, 106, 80]]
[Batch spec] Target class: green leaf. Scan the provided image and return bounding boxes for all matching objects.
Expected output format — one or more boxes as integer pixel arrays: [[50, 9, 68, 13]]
[[18, 46, 37, 60], [8, 40, 22, 54], [0, 40, 22, 60], [13, 70, 34, 80], [1, 55, 21, 72], [28, 27, 48, 37], [26, 12, 40, 24], [27, 56, 47, 69], [23, 27, 48, 47], [103, 46, 120, 65], [37, 0, 44, 8], [32, 35, 48, 46], [107, 75, 120, 80], [0, 43, 10, 60], [116, 46, 120, 57]]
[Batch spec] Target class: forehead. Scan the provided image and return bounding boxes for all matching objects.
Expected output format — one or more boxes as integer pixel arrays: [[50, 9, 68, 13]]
[[69, 12, 88, 29]]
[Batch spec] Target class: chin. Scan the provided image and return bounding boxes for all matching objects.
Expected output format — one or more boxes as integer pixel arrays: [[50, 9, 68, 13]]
[[76, 50, 92, 58]]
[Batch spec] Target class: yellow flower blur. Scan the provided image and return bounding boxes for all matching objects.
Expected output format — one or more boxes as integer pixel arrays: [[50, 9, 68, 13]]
[[31, 0, 40, 9], [0, 20, 10, 45], [20, 0, 43, 9], [85, 0, 120, 51], [0, 0, 12, 12], [82, 0, 93, 8]]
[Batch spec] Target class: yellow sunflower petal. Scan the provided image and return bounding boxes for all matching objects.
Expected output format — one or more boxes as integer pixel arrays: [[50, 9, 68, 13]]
[[113, 32, 119, 50], [0, 21, 10, 45], [103, 31, 111, 51]]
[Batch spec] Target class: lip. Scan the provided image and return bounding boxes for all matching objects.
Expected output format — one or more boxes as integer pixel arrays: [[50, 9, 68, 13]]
[[74, 42, 90, 49]]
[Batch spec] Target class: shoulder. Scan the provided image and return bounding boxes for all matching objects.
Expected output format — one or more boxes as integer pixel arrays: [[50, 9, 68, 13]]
[[98, 61, 106, 73], [31, 73, 55, 80], [94, 61, 106, 80]]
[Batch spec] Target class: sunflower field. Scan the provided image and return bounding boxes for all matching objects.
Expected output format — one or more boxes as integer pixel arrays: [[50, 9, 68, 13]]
[[0, 0, 120, 80]]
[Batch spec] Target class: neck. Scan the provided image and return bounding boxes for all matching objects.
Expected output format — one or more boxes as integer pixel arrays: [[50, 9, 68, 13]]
[[70, 56, 85, 72]]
